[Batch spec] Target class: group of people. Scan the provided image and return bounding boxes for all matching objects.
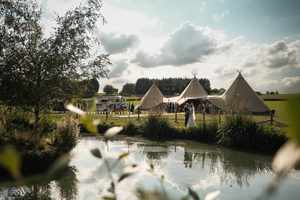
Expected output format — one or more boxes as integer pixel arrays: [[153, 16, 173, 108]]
[[184, 103, 196, 128]]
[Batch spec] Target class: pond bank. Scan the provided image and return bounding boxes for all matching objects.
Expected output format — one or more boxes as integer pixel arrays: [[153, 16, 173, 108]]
[[82, 115, 287, 155]]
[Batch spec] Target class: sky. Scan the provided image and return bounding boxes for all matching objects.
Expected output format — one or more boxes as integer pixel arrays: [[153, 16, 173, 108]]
[[41, 0, 300, 93]]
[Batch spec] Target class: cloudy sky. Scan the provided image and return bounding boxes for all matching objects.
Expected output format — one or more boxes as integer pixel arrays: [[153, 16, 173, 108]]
[[42, 0, 300, 93]]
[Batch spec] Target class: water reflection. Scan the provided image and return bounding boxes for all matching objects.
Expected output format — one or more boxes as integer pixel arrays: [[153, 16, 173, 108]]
[[135, 141, 272, 188], [1, 137, 299, 200], [0, 166, 78, 200]]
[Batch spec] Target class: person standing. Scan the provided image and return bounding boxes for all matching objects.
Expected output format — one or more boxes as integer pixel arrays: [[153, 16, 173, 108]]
[[187, 103, 196, 128], [184, 103, 190, 127]]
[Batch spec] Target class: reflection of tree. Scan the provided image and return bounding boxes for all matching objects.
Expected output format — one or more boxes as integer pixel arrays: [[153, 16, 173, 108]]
[[1, 166, 78, 200], [138, 143, 169, 165], [55, 166, 78, 200], [183, 144, 271, 187], [220, 149, 271, 187], [13, 183, 52, 200], [184, 151, 193, 168]]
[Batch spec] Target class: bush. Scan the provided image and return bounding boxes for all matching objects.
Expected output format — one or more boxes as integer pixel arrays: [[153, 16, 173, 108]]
[[39, 117, 57, 135], [53, 116, 79, 152], [97, 123, 113, 134], [181, 121, 219, 143], [122, 121, 142, 136], [142, 115, 177, 139], [218, 115, 287, 153]]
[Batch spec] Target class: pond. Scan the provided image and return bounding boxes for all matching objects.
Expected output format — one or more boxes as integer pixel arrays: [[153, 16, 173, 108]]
[[1, 136, 300, 200]]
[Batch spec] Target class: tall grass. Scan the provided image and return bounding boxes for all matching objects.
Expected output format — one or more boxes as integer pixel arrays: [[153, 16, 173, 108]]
[[218, 115, 286, 153], [81, 114, 287, 154], [141, 115, 177, 139], [52, 116, 79, 153]]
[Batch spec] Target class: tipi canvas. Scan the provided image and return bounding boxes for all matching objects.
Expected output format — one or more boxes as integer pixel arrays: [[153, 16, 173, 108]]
[[137, 83, 165, 111], [223, 73, 269, 114], [177, 78, 208, 105]]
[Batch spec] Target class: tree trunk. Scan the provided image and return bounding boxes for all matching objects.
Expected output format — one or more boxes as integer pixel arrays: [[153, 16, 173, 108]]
[[33, 106, 41, 146], [34, 106, 40, 130]]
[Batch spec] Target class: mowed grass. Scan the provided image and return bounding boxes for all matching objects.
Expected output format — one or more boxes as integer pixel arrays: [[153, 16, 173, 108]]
[[47, 99, 288, 131], [265, 100, 288, 123]]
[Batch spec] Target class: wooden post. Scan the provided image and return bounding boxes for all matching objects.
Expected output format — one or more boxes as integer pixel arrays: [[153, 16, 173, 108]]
[[270, 110, 275, 125], [202, 103, 206, 128], [218, 110, 222, 124], [138, 108, 140, 120], [105, 111, 108, 121], [175, 104, 178, 123]]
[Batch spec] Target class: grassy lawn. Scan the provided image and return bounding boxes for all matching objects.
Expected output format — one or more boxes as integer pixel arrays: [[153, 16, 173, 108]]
[[47, 98, 288, 130], [265, 100, 288, 124]]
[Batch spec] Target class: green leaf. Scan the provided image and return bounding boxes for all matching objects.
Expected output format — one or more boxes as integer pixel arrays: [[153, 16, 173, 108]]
[[0, 146, 21, 179], [118, 172, 133, 182], [80, 115, 97, 134], [118, 152, 129, 160], [47, 154, 70, 177], [188, 187, 200, 200], [90, 148, 102, 159]]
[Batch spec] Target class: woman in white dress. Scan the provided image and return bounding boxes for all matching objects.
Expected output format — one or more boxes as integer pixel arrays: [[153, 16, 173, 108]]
[[187, 103, 196, 128]]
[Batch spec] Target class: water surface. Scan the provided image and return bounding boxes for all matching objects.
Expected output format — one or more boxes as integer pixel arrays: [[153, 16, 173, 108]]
[[1, 137, 300, 200]]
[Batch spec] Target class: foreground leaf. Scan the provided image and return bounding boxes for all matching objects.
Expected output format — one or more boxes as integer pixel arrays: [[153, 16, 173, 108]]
[[48, 154, 70, 177], [104, 127, 123, 138], [66, 104, 86, 116], [205, 190, 220, 200], [118, 152, 129, 160], [118, 172, 133, 182], [272, 141, 300, 173], [91, 148, 102, 159], [188, 188, 200, 200], [0, 146, 21, 179], [81, 116, 98, 134]]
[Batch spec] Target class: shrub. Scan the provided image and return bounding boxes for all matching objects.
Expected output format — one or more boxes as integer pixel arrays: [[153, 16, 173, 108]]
[[53, 116, 79, 152], [97, 123, 113, 134], [39, 117, 57, 135], [218, 115, 287, 153], [182, 121, 219, 143], [122, 121, 142, 136], [142, 115, 177, 139]]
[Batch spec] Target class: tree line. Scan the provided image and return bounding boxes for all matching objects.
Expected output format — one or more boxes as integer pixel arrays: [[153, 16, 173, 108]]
[[119, 78, 225, 96]]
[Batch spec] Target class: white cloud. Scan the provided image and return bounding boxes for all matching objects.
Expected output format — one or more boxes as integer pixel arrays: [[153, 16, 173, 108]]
[[281, 76, 300, 93], [39, 0, 300, 93], [212, 10, 230, 22], [109, 59, 129, 78], [242, 40, 300, 69], [99, 32, 139, 54], [132, 23, 229, 68]]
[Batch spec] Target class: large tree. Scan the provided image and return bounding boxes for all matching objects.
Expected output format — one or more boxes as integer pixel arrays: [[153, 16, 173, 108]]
[[80, 78, 100, 98], [103, 85, 118, 95], [120, 83, 136, 96], [0, 0, 110, 127]]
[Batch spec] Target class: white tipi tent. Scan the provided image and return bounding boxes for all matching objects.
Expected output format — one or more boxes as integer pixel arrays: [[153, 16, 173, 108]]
[[137, 83, 165, 111], [221, 72, 270, 114], [177, 78, 208, 105]]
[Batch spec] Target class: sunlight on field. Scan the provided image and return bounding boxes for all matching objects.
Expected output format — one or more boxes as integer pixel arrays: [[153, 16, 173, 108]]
[[265, 100, 288, 123]]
